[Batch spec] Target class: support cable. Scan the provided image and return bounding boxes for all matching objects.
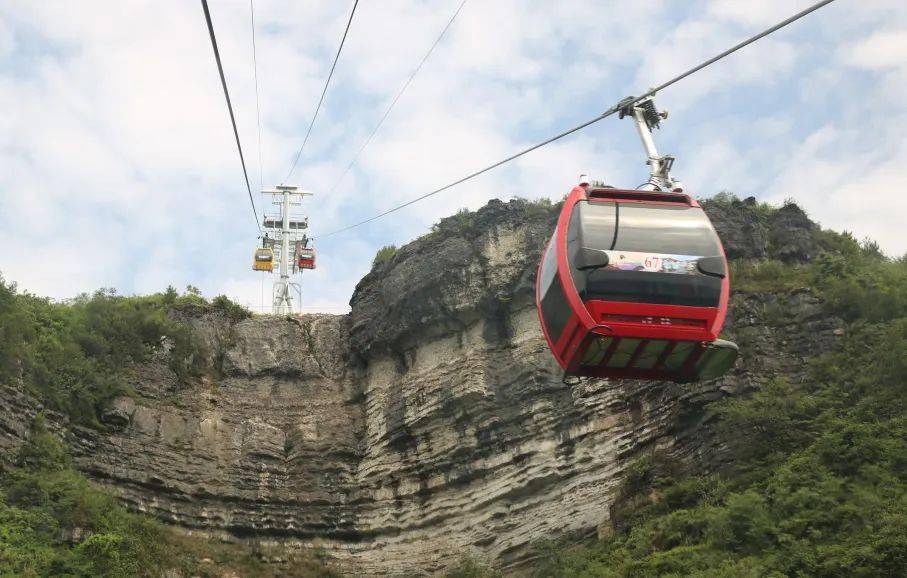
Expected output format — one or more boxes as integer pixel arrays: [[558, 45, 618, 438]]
[[200, 0, 262, 234], [284, 0, 360, 183], [328, 0, 469, 194], [316, 0, 837, 240], [250, 0, 264, 192]]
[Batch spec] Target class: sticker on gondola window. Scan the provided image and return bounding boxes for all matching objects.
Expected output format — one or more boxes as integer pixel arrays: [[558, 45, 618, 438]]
[[604, 251, 700, 274]]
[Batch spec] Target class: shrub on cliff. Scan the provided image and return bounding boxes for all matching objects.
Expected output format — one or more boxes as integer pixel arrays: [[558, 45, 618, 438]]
[[731, 221, 904, 318], [0, 416, 171, 577], [0, 277, 211, 426], [372, 244, 397, 268], [211, 294, 252, 322], [0, 416, 339, 577], [446, 556, 500, 577]]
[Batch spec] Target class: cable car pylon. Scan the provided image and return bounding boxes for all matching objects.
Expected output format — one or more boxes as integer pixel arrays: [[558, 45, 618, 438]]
[[536, 94, 738, 383], [255, 185, 315, 314]]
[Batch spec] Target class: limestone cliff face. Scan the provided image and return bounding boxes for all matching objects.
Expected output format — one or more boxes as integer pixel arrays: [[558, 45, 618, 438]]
[[0, 197, 840, 575]]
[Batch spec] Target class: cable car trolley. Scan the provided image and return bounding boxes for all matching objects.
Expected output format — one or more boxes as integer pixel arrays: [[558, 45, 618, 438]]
[[295, 240, 316, 270], [536, 96, 738, 383], [252, 245, 274, 272]]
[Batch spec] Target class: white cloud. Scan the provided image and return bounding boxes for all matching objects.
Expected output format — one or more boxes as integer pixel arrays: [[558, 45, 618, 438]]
[[844, 29, 907, 70], [1, 0, 906, 312], [708, 0, 814, 27], [766, 121, 907, 257]]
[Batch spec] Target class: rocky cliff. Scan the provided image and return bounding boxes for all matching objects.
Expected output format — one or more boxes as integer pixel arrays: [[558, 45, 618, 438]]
[[0, 196, 841, 575]]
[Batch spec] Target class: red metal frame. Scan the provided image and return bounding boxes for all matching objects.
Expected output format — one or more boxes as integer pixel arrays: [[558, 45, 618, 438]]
[[535, 184, 730, 379]]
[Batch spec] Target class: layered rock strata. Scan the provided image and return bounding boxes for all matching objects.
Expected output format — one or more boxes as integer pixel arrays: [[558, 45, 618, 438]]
[[0, 197, 840, 575]]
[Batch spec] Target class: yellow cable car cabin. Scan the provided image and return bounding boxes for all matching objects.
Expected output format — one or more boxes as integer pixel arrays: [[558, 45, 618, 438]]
[[252, 247, 274, 272]]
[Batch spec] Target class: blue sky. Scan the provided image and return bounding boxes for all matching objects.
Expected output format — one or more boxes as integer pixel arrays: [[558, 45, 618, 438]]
[[1, 0, 905, 312]]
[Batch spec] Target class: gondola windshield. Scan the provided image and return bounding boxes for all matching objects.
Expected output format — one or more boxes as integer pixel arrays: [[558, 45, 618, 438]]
[[567, 200, 724, 308]]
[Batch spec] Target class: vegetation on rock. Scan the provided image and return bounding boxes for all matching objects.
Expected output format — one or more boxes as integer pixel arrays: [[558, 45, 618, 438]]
[[0, 416, 336, 577], [0, 279, 248, 426], [427, 198, 556, 241], [372, 244, 398, 267], [515, 208, 907, 577]]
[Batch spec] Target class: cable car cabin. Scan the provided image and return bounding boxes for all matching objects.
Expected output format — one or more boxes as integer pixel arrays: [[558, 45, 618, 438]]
[[252, 247, 274, 272], [536, 185, 738, 383], [297, 247, 316, 270]]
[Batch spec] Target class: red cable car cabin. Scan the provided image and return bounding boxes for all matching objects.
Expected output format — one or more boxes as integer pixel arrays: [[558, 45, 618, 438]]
[[536, 184, 738, 383], [297, 247, 316, 270]]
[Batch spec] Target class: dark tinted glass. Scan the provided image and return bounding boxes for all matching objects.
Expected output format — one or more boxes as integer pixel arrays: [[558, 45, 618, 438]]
[[581, 336, 612, 366], [664, 341, 695, 371], [538, 232, 572, 344], [568, 201, 616, 294], [616, 204, 720, 255], [574, 201, 617, 250], [608, 338, 641, 368], [584, 269, 721, 306], [633, 340, 670, 369], [570, 201, 720, 256], [693, 339, 739, 381], [568, 200, 723, 307]]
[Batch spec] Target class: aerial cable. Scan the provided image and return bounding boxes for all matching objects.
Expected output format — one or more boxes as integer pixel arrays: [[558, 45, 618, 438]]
[[250, 0, 264, 192], [316, 0, 837, 240], [200, 0, 262, 235], [328, 0, 469, 195], [284, 0, 360, 183]]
